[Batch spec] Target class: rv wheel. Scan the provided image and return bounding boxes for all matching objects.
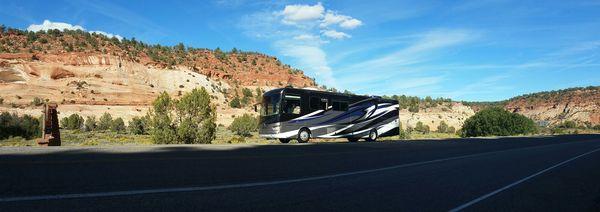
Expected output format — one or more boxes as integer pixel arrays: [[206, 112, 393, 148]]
[[279, 139, 290, 143], [366, 129, 378, 142], [297, 128, 310, 143]]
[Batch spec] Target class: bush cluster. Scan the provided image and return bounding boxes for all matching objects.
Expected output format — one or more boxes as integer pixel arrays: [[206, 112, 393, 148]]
[[228, 114, 258, 137], [436, 121, 456, 134], [111, 117, 126, 132], [460, 107, 537, 137], [414, 121, 430, 134], [84, 116, 97, 131], [97, 113, 114, 131], [0, 112, 40, 140], [148, 88, 216, 144], [229, 96, 241, 108], [128, 116, 149, 135], [382, 95, 452, 112], [80, 113, 127, 133], [61, 114, 84, 130]]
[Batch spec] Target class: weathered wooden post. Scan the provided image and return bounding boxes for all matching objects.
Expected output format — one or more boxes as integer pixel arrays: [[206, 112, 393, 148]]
[[38, 103, 61, 146]]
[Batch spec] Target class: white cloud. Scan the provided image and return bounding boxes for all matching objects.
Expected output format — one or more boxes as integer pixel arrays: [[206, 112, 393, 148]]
[[277, 2, 363, 35], [321, 11, 363, 29], [342, 29, 478, 72], [334, 29, 478, 94], [280, 2, 324, 24], [89, 31, 124, 40], [27, 20, 123, 40], [241, 2, 363, 87], [27, 20, 84, 32], [277, 41, 336, 87], [340, 18, 362, 29], [292, 34, 325, 43], [322, 30, 351, 39]]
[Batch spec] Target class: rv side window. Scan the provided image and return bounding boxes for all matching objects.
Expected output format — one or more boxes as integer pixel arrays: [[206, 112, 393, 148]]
[[283, 94, 301, 115], [332, 101, 348, 111], [310, 96, 327, 110]]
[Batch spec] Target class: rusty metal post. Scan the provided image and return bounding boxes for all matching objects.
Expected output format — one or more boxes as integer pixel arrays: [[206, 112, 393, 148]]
[[38, 103, 61, 146]]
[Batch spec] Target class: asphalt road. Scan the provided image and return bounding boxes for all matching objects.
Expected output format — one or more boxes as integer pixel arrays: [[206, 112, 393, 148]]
[[1, 134, 599, 211]]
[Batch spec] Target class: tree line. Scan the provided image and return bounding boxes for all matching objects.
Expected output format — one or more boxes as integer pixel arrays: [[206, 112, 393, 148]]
[[382, 95, 452, 112]]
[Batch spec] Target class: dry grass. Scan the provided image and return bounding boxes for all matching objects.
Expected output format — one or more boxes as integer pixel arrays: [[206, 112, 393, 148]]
[[60, 130, 153, 146], [0, 130, 153, 147], [213, 126, 274, 144], [4, 128, 596, 147], [0, 137, 38, 147]]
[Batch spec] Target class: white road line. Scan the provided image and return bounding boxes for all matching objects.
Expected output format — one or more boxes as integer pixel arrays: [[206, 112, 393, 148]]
[[0, 141, 588, 203], [449, 146, 600, 212]]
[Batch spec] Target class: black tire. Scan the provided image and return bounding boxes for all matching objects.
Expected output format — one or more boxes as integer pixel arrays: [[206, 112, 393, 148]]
[[347, 137, 359, 142], [297, 128, 310, 143], [279, 138, 290, 143], [366, 129, 378, 142]]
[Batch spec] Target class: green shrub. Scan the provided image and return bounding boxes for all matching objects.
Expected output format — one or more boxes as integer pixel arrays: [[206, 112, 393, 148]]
[[241, 96, 250, 105], [214, 47, 228, 62], [415, 121, 430, 134], [97, 112, 113, 131], [174, 88, 216, 144], [229, 96, 241, 108], [61, 113, 84, 130], [128, 116, 148, 135], [111, 117, 126, 133], [148, 92, 177, 144], [228, 114, 258, 137], [148, 89, 216, 144], [460, 107, 537, 137], [447, 126, 456, 134], [255, 87, 263, 102], [242, 88, 253, 98], [0, 112, 41, 140], [437, 121, 449, 133], [84, 116, 96, 131], [31, 97, 44, 106], [408, 104, 419, 113]]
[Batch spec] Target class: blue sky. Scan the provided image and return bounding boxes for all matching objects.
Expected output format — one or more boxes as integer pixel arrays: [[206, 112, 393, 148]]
[[1, 0, 599, 101]]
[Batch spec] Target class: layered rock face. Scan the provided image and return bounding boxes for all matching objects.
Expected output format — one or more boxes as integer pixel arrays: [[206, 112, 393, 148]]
[[504, 88, 600, 126], [400, 102, 475, 131], [0, 29, 315, 125]]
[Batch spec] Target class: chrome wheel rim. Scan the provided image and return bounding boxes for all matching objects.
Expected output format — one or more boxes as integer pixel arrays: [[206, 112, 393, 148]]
[[300, 131, 309, 141], [370, 130, 377, 140]]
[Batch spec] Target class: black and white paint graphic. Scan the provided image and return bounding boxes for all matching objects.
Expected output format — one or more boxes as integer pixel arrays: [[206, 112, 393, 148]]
[[261, 99, 399, 139]]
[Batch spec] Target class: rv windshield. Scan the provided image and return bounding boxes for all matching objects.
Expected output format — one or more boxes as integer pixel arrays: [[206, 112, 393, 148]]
[[261, 92, 281, 116]]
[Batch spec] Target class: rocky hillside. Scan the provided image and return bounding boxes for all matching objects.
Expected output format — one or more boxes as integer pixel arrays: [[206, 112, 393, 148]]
[[465, 86, 600, 127], [0, 25, 597, 130], [0, 26, 315, 125], [504, 86, 600, 126], [389, 86, 600, 132], [399, 102, 475, 132]]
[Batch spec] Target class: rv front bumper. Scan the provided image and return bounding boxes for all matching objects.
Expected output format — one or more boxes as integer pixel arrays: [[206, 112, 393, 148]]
[[259, 123, 282, 139]]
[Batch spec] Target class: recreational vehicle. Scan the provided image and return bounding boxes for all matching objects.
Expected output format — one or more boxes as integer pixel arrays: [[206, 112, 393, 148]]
[[259, 87, 400, 143]]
